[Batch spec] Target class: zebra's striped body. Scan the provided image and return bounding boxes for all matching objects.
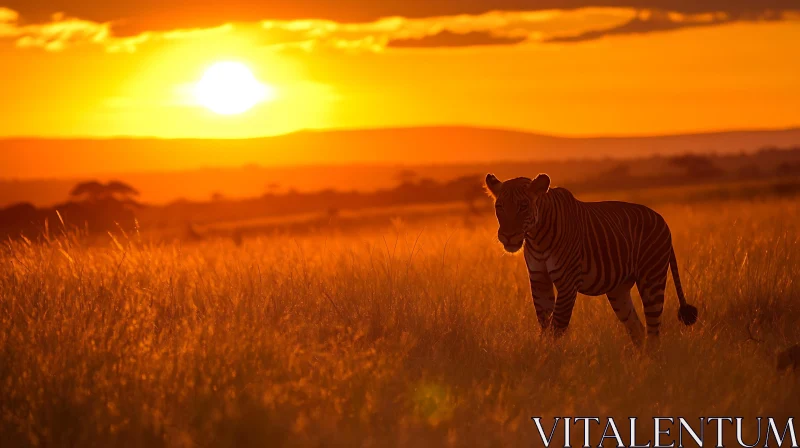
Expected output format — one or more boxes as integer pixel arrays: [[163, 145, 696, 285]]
[[486, 173, 697, 344]]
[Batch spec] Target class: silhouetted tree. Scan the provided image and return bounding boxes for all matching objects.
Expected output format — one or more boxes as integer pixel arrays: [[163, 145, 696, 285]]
[[326, 207, 341, 220], [395, 169, 418, 186], [70, 180, 139, 202], [106, 181, 140, 199], [461, 175, 485, 216], [70, 181, 106, 201], [669, 154, 722, 178], [232, 229, 244, 246]]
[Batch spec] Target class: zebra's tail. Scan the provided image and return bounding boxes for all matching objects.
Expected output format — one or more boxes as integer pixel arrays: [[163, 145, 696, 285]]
[[670, 247, 698, 326]]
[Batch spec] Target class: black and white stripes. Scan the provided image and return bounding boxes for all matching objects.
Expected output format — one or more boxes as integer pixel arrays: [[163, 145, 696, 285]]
[[486, 173, 698, 345]]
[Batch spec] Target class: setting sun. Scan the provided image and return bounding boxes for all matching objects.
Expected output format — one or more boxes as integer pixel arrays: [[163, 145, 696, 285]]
[[194, 62, 274, 115]]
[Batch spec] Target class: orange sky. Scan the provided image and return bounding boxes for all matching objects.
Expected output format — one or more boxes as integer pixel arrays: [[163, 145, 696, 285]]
[[1, 3, 799, 138]]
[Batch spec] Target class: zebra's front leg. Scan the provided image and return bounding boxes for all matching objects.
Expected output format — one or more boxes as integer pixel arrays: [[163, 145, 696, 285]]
[[529, 270, 555, 332], [525, 250, 556, 333], [551, 284, 580, 338]]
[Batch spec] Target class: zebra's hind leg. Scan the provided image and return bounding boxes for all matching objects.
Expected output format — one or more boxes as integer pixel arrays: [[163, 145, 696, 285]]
[[636, 272, 669, 349], [606, 283, 645, 347]]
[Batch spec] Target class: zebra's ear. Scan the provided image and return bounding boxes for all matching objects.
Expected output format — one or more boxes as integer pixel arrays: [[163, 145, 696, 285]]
[[485, 174, 502, 198], [529, 174, 550, 196]]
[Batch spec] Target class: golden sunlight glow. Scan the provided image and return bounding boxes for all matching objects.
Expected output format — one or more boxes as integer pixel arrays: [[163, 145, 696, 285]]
[[194, 62, 275, 115]]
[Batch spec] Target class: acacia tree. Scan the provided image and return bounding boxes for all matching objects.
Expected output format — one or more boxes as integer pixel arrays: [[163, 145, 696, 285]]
[[70, 180, 140, 202], [395, 169, 418, 186], [105, 181, 140, 199], [69, 181, 105, 201]]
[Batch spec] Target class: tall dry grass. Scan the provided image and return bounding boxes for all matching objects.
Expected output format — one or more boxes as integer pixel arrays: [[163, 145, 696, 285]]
[[1, 197, 799, 447]]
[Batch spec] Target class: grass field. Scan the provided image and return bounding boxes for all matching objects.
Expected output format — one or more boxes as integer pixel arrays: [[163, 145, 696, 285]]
[[1, 194, 799, 447]]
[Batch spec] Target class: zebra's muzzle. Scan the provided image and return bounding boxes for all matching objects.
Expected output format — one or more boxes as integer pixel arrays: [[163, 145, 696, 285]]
[[498, 232, 524, 252]]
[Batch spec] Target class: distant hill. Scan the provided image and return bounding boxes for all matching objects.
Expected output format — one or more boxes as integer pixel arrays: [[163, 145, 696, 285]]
[[2, 126, 800, 206], [3, 126, 800, 179]]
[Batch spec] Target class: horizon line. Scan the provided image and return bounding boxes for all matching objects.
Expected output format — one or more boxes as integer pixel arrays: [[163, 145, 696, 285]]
[[2, 123, 800, 142]]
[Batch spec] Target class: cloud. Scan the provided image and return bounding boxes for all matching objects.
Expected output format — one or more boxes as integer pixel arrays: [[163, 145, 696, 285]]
[[544, 9, 789, 43], [0, 8, 237, 52], [1, 1, 798, 36], [544, 10, 729, 43], [105, 23, 235, 53], [387, 30, 526, 48], [259, 9, 633, 53], [0, 6, 17, 23], [261, 7, 800, 52], [0, 8, 110, 51], [1, 4, 798, 53]]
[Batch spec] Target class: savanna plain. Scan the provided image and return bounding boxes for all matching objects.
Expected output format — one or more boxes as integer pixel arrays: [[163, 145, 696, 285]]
[[1, 191, 799, 447]]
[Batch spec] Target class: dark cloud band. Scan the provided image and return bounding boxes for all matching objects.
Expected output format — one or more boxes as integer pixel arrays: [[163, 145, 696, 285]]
[[2, 0, 798, 36], [388, 30, 527, 48], [544, 10, 734, 43]]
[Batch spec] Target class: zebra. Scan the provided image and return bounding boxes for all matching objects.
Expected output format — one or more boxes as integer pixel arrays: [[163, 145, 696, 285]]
[[485, 173, 698, 345]]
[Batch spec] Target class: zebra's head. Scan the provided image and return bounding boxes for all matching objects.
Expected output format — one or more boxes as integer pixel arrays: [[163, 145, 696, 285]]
[[485, 173, 551, 253]]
